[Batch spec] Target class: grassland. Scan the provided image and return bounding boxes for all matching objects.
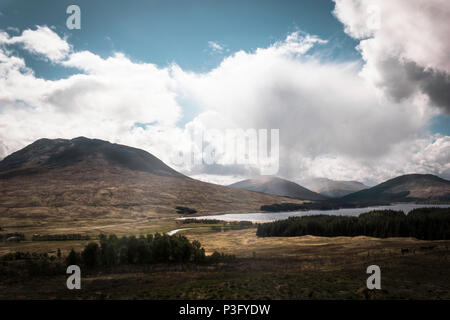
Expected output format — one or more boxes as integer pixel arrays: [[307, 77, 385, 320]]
[[0, 219, 449, 300]]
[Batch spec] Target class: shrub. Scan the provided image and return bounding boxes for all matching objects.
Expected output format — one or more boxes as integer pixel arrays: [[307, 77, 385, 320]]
[[175, 206, 197, 214]]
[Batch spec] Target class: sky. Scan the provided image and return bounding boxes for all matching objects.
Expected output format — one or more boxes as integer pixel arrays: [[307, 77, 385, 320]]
[[0, 0, 449, 186]]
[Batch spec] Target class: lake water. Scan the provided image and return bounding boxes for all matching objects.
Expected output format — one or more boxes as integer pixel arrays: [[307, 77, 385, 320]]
[[187, 204, 450, 223]]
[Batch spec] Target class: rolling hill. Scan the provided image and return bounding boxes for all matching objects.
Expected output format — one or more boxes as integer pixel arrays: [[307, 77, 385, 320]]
[[229, 176, 327, 201], [0, 137, 303, 219], [341, 174, 450, 203], [300, 177, 368, 198]]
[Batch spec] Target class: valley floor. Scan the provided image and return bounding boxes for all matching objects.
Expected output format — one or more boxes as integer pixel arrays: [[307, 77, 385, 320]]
[[0, 226, 449, 299]]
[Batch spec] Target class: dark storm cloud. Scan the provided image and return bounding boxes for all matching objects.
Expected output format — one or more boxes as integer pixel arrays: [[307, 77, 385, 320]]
[[377, 58, 450, 113]]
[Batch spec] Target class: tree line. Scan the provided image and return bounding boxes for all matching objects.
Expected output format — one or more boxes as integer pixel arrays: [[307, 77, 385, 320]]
[[260, 200, 390, 212], [66, 233, 234, 269], [32, 233, 90, 241], [256, 207, 450, 240]]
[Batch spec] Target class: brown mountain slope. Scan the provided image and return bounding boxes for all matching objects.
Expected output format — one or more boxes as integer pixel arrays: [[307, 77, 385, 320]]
[[342, 174, 450, 202], [0, 137, 303, 219], [229, 176, 327, 201]]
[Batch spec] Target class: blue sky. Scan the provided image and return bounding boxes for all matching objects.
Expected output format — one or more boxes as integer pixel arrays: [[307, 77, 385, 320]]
[[0, 0, 359, 73]]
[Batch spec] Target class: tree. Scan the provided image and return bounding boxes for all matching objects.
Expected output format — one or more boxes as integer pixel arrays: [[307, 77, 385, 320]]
[[192, 240, 205, 263], [66, 248, 80, 266], [81, 242, 100, 268]]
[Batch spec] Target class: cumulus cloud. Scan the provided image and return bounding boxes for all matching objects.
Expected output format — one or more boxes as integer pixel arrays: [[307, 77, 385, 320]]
[[333, 0, 450, 113], [0, 25, 448, 185], [173, 33, 428, 158], [0, 26, 71, 61], [170, 30, 448, 183], [289, 134, 450, 185]]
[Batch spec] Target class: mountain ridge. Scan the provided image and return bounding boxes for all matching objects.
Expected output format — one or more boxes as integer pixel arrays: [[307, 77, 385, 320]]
[[229, 176, 328, 201], [341, 174, 450, 202], [300, 177, 368, 198]]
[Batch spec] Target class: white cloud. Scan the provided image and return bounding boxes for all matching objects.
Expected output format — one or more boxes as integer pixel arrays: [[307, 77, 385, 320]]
[[6, 27, 20, 34], [291, 134, 450, 185], [0, 26, 70, 61], [208, 41, 224, 53], [170, 31, 448, 183], [173, 33, 428, 158], [333, 0, 450, 113]]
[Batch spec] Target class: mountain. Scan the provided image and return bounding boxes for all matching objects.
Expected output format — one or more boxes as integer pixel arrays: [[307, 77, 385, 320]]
[[341, 174, 450, 202], [300, 177, 368, 198], [0, 137, 181, 178], [229, 176, 327, 201], [0, 137, 303, 218]]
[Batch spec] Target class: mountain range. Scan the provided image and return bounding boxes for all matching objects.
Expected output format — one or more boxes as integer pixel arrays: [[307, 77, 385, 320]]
[[299, 177, 368, 198], [229, 177, 327, 201], [0, 137, 449, 221], [231, 174, 450, 203]]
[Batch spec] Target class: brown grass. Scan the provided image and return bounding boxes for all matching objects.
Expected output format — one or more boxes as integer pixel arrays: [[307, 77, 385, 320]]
[[1, 228, 449, 299], [0, 164, 304, 222]]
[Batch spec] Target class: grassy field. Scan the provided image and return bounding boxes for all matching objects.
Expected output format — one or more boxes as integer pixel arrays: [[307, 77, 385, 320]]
[[1, 221, 449, 299], [0, 217, 231, 255]]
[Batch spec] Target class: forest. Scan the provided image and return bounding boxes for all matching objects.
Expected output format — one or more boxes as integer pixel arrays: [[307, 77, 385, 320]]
[[256, 207, 450, 240]]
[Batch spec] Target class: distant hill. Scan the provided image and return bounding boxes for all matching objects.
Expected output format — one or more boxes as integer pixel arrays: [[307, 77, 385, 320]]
[[0, 137, 303, 218], [229, 176, 327, 201], [341, 174, 450, 203], [300, 177, 368, 198]]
